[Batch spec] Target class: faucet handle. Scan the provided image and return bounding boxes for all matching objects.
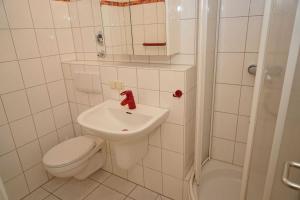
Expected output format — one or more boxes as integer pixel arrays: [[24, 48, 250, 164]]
[[120, 90, 133, 96]]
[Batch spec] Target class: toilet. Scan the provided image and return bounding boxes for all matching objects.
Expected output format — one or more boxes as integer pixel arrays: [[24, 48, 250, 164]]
[[43, 135, 106, 180]]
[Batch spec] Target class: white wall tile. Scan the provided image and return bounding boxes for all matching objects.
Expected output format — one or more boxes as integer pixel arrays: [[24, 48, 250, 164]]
[[19, 58, 45, 88], [2, 90, 31, 121], [100, 66, 117, 84], [138, 89, 159, 107], [0, 61, 24, 94], [242, 53, 257, 86], [56, 29, 74, 54], [36, 29, 59, 56], [57, 124, 74, 141], [50, 1, 71, 28], [137, 69, 159, 90], [149, 128, 161, 147], [249, 0, 265, 16], [220, 0, 251, 17], [143, 146, 161, 171], [214, 84, 240, 114], [162, 150, 183, 178], [47, 80, 68, 106], [52, 103, 72, 128], [27, 85, 51, 113], [10, 116, 37, 147], [3, 0, 33, 28], [0, 30, 16, 62], [246, 16, 263, 52], [211, 137, 235, 162], [0, 151, 22, 181], [216, 53, 244, 84], [4, 174, 29, 200], [33, 109, 56, 137], [218, 17, 248, 52], [11, 29, 40, 59], [0, 0, 9, 29], [24, 163, 48, 192], [28, 0, 54, 28], [236, 116, 250, 143], [161, 123, 184, 153], [118, 67, 137, 87], [17, 140, 42, 170], [77, 0, 94, 27], [233, 142, 246, 166], [162, 175, 182, 200], [39, 131, 58, 154], [128, 164, 144, 186], [0, 125, 15, 155], [213, 112, 237, 140], [160, 71, 185, 92], [42, 56, 63, 82], [0, 100, 7, 126], [239, 86, 253, 116], [180, 19, 195, 54], [160, 92, 185, 125], [81, 27, 97, 53], [144, 167, 162, 193]]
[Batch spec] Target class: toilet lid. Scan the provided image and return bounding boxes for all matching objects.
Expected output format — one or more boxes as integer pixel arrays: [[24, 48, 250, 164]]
[[43, 136, 96, 168]]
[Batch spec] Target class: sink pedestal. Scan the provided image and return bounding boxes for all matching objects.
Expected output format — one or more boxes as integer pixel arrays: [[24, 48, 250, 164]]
[[111, 137, 148, 169]]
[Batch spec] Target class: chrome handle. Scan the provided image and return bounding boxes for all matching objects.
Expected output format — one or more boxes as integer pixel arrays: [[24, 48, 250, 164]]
[[282, 161, 300, 190], [248, 64, 257, 75]]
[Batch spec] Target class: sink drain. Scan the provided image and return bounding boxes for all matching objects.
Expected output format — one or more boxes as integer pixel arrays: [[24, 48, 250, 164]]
[[121, 129, 128, 131]]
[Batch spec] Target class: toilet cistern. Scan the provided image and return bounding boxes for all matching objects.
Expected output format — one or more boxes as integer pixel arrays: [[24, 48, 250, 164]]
[[120, 90, 136, 109]]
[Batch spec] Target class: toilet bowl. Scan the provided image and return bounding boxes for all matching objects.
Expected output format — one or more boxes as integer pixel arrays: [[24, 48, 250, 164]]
[[43, 135, 106, 180]]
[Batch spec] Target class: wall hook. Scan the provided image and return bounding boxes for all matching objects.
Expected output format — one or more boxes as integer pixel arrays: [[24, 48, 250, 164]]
[[173, 90, 183, 98]]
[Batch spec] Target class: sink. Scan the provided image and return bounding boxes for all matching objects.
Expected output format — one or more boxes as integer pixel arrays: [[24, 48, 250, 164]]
[[77, 100, 168, 169]]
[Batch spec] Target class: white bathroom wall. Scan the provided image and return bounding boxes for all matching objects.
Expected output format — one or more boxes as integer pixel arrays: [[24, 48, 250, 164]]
[[211, 0, 265, 166], [62, 61, 197, 200], [69, 0, 198, 65], [0, 0, 77, 199]]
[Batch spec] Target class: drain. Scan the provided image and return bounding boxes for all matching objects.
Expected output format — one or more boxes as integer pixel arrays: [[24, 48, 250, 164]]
[[126, 112, 132, 114], [121, 129, 128, 131]]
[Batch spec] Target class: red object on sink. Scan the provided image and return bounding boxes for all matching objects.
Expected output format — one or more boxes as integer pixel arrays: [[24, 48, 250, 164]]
[[173, 90, 183, 98], [120, 90, 136, 109]]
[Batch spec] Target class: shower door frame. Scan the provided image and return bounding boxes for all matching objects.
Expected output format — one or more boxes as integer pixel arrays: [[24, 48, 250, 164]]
[[240, 0, 300, 199]]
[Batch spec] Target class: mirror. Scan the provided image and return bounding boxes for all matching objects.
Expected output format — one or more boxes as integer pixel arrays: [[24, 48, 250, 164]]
[[100, 0, 180, 56]]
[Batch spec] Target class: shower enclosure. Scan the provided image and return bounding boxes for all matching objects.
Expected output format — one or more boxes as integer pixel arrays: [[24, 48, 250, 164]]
[[193, 0, 300, 199]]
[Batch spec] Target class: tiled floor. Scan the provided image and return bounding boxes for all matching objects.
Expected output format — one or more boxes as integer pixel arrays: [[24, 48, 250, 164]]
[[21, 169, 172, 200]]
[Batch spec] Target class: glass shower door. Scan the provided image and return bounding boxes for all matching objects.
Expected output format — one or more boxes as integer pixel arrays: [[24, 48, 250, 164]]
[[242, 0, 300, 199]]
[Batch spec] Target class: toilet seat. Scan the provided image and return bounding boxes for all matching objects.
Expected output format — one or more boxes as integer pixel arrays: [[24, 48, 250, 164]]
[[43, 136, 96, 168]]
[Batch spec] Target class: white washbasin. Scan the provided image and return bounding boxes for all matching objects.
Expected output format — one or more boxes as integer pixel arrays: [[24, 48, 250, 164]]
[[77, 100, 169, 170], [77, 100, 168, 141]]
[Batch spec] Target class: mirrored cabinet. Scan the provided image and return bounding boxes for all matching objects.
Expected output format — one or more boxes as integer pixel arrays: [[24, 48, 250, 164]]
[[100, 0, 180, 56]]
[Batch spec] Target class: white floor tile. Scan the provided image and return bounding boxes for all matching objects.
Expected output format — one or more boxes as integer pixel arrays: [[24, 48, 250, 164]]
[[103, 175, 136, 195], [85, 185, 125, 200], [129, 186, 158, 200], [42, 177, 70, 192], [54, 178, 99, 200], [90, 169, 111, 183], [22, 188, 49, 200]]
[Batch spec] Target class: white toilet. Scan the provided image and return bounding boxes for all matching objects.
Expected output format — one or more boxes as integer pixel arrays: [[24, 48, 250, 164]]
[[43, 135, 106, 180]]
